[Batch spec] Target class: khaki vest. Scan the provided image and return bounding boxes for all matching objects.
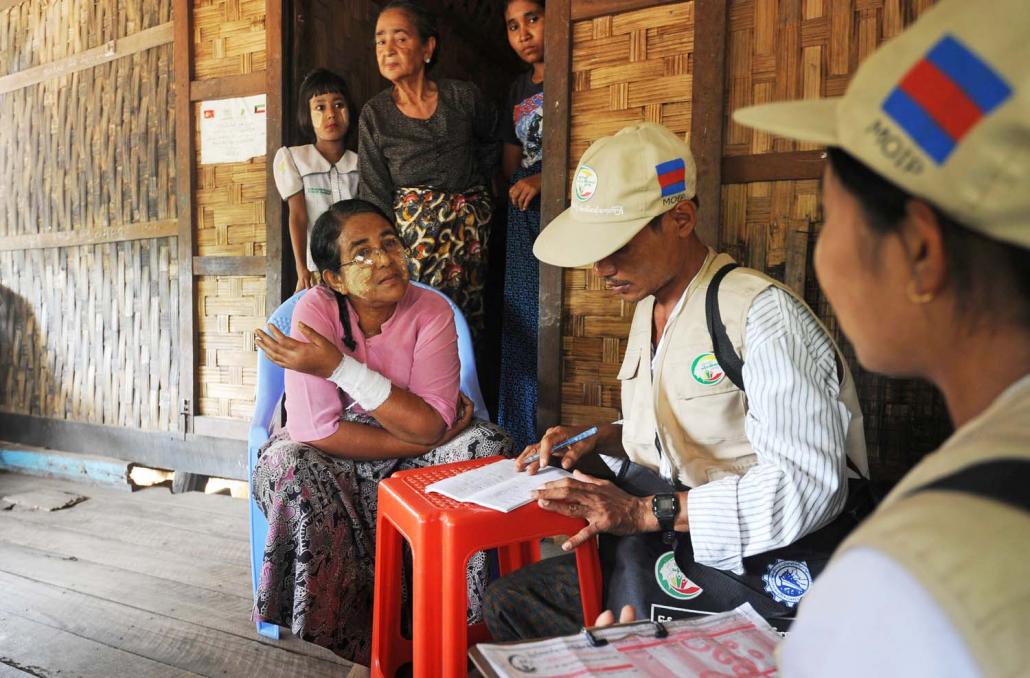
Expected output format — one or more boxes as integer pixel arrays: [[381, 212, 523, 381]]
[[618, 249, 867, 488], [835, 376, 1030, 678]]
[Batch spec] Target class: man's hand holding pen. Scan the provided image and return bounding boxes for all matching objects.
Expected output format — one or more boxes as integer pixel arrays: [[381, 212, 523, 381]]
[[516, 425, 600, 474]]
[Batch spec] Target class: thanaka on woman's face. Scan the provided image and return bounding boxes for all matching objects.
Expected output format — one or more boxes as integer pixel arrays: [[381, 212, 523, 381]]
[[309, 93, 348, 143], [326, 212, 410, 306], [375, 9, 435, 83], [506, 1, 545, 65]]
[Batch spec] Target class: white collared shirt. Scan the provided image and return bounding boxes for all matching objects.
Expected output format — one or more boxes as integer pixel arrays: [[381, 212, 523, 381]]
[[272, 145, 359, 270], [652, 282, 852, 575]]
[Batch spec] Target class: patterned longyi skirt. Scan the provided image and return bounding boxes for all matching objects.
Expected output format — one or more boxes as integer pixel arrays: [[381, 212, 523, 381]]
[[393, 186, 492, 338], [252, 412, 513, 664]]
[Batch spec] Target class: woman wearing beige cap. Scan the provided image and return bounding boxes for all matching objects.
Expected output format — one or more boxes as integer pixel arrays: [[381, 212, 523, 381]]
[[734, 0, 1029, 675]]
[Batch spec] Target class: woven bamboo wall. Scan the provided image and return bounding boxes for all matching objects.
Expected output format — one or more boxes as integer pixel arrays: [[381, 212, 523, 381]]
[[719, 0, 948, 480], [561, 2, 696, 426], [192, 0, 267, 79], [0, 243, 178, 429], [196, 275, 263, 419], [191, 0, 267, 422], [723, 0, 937, 156], [561, 0, 949, 482], [721, 176, 950, 479], [0, 0, 179, 431]]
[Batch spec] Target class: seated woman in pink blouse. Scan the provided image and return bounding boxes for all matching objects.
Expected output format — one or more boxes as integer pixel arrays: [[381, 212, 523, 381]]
[[252, 199, 512, 663]]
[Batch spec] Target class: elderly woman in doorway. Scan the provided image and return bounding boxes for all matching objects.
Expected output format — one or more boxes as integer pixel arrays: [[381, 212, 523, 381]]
[[357, 0, 500, 339], [252, 199, 512, 663]]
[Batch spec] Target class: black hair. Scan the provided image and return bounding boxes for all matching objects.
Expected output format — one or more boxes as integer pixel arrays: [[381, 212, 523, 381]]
[[647, 195, 700, 231], [296, 68, 355, 145], [379, 1, 440, 69], [505, 0, 545, 9], [310, 199, 397, 351], [827, 147, 1030, 328]]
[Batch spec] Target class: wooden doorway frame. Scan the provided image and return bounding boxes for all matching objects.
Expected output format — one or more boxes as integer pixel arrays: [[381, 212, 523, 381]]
[[536, 0, 727, 432], [171, 0, 286, 442]]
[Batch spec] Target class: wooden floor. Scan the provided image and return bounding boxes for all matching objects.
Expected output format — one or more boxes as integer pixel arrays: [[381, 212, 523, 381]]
[[0, 470, 367, 678]]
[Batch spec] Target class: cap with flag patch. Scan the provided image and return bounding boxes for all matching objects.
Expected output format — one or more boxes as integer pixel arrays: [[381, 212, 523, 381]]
[[732, 0, 1029, 249], [533, 123, 697, 268]]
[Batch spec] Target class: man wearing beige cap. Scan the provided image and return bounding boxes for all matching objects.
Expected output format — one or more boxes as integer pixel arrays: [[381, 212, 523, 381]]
[[483, 122, 869, 639], [732, 0, 1029, 675]]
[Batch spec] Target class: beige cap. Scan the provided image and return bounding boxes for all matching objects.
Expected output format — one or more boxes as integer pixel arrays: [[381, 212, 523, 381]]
[[533, 123, 697, 267], [733, 0, 1029, 249]]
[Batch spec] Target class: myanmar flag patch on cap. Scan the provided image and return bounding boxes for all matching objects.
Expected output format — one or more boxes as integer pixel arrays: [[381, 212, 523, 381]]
[[882, 35, 1012, 165]]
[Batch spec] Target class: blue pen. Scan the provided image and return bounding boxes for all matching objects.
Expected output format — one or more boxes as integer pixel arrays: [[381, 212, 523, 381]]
[[522, 420, 622, 467]]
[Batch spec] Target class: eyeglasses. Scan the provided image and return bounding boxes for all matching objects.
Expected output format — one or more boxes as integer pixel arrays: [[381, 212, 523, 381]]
[[340, 236, 407, 268]]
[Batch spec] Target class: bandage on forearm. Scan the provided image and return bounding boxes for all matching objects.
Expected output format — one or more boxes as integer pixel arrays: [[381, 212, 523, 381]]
[[327, 355, 393, 411]]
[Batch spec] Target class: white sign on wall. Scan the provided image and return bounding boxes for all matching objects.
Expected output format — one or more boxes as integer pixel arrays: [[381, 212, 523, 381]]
[[199, 94, 267, 165]]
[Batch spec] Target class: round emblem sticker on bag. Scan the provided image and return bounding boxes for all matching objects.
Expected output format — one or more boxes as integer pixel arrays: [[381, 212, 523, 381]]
[[654, 551, 703, 600], [573, 165, 598, 201], [762, 559, 812, 608], [691, 352, 725, 385]]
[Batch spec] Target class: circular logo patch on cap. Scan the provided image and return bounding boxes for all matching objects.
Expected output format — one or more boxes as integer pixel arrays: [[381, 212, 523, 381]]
[[654, 551, 703, 600], [690, 352, 725, 385], [573, 165, 598, 202]]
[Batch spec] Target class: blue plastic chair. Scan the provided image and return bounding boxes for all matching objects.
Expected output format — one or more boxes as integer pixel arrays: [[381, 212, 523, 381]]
[[247, 283, 488, 639]]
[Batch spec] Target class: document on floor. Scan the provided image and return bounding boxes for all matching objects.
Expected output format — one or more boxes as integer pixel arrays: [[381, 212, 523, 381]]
[[424, 458, 572, 512], [470, 603, 781, 677]]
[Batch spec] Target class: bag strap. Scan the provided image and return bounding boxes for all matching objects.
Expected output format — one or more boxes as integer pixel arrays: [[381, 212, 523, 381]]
[[705, 263, 745, 391], [910, 458, 1030, 513], [705, 262, 848, 390], [705, 262, 865, 478]]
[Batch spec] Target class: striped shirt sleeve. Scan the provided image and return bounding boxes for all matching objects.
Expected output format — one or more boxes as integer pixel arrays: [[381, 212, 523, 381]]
[[687, 286, 851, 574]]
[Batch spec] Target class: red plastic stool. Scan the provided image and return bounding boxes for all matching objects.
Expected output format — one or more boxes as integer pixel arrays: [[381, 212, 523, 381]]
[[371, 456, 603, 677]]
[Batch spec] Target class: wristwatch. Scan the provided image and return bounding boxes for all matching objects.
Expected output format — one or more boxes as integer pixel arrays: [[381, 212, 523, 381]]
[[652, 493, 680, 545]]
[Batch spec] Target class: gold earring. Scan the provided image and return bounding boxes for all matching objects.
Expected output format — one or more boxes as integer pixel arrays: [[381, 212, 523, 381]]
[[906, 280, 935, 304]]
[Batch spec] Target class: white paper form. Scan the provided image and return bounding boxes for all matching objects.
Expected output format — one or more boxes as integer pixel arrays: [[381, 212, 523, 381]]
[[199, 95, 267, 164], [607, 604, 779, 676], [477, 632, 640, 677], [474, 603, 780, 677], [425, 459, 572, 512]]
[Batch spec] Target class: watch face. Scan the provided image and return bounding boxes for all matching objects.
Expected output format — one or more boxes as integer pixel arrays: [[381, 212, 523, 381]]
[[655, 495, 677, 513]]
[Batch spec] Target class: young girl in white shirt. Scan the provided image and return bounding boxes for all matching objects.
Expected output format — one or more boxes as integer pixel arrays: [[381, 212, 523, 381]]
[[272, 69, 360, 291]]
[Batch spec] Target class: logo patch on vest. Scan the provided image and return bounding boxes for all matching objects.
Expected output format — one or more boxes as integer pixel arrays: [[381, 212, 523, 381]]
[[654, 551, 703, 600], [762, 559, 812, 608], [573, 165, 598, 201], [690, 352, 725, 385]]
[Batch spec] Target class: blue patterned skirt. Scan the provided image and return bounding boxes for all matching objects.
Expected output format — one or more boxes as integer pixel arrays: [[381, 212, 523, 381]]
[[498, 162, 542, 451]]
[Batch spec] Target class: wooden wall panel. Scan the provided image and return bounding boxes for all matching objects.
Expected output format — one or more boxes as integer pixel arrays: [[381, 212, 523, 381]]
[[0, 240, 178, 431], [288, 0, 383, 149], [568, 2, 695, 166], [0, 0, 178, 432], [720, 178, 950, 478], [0, 0, 172, 76], [195, 275, 263, 420], [723, 0, 937, 156], [561, 1, 696, 427], [191, 0, 269, 423], [193, 151, 268, 257], [0, 44, 176, 238], [191, 0, 266, 79], [559, 0, 950, 480]]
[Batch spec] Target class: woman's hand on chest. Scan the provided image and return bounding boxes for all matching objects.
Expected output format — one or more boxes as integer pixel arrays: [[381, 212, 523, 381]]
[[255, 321, 344, 378]]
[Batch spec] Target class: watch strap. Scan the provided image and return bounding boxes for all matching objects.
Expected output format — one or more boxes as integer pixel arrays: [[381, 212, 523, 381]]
[[652, 493, 679, 544]]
